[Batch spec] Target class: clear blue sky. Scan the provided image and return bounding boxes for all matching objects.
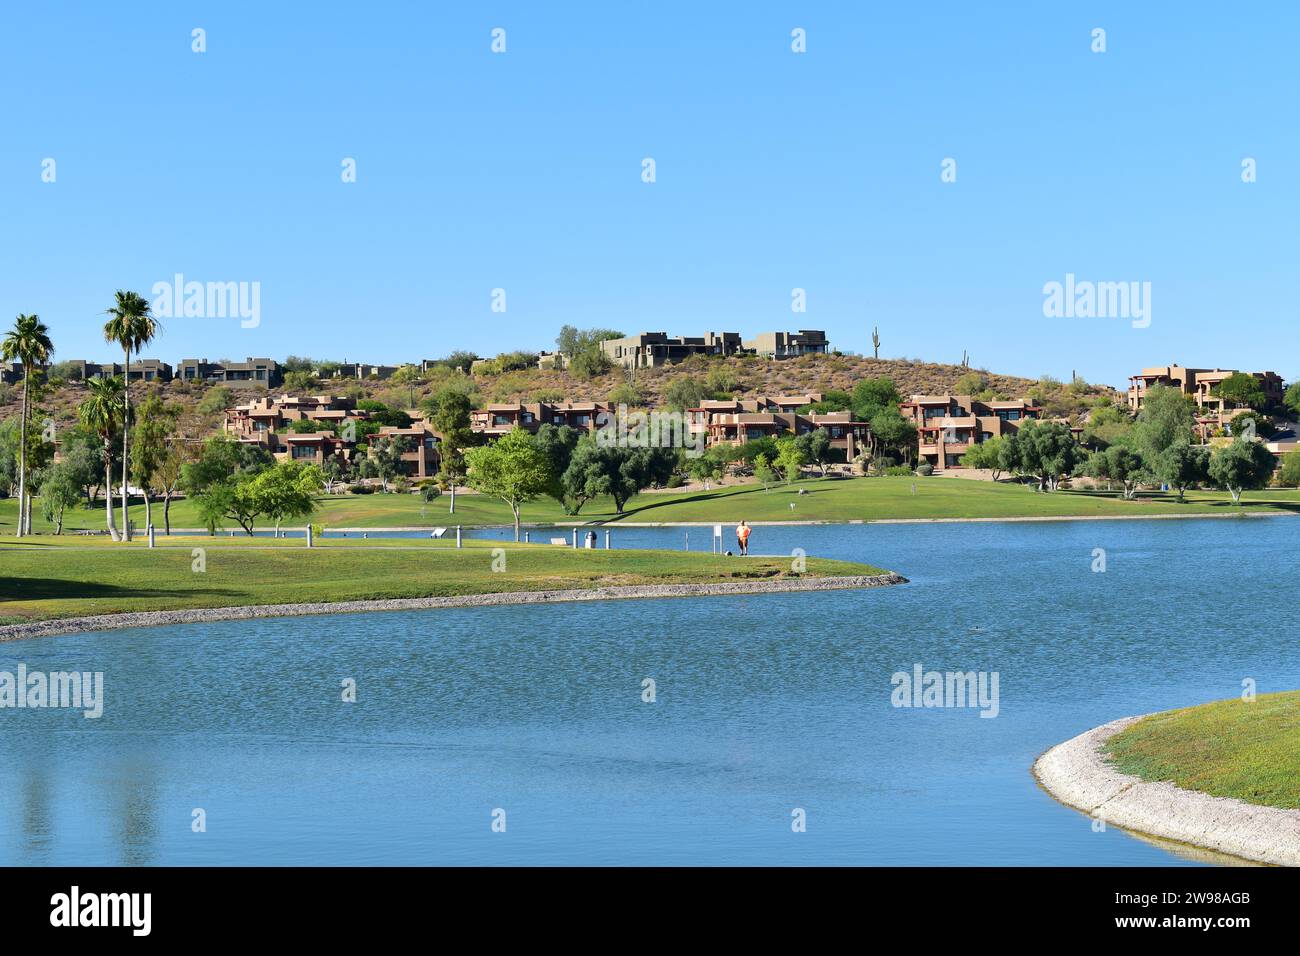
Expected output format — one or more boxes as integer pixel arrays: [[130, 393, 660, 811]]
[[2, 2, 1295, 389]]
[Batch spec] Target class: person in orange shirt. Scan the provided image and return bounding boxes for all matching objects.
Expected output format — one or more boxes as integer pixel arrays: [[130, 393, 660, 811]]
[[735, 520, 751, 556]]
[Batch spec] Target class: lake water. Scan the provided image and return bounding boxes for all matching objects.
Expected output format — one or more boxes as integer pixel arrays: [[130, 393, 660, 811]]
[[2, 516, 1295, 865]]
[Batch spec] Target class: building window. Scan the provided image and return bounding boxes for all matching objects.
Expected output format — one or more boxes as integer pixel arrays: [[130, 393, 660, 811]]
[[292, 445, 316, 459]]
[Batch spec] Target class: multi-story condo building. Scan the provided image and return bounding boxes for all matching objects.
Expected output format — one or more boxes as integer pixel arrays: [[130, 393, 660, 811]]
[[177, 357, 282, 389], [225, 392, 439, 480], [366, 425, 440, 480], [696, 408, 871, 460], [332, 362, 399, 381], [470, 401, 608, 438], [900, 395, 1043, 472], [743, 330, 830, 359], [0, 361, 23, 385], [600, 331, 744, 369], [1127, 364, 1283, 414], [126, 359, 173, 382]]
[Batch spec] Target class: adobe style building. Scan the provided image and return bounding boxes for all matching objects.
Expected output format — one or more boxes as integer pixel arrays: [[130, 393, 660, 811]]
[[332, 362, 399, 381], [695, 407, 870, 460], [600, 332, 744, 369], [470, 401, 608, 438], [1127, 364, 1283, 414], [900, 395, 1043, 472], [224, 393, 438, 480], [743, 330, 829, 359], [178, 357, 282, 389]]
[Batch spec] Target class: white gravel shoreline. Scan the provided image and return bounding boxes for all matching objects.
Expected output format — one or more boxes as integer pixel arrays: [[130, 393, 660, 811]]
[[0, 572, 906, 643], [1033, 716, 1300, 866]]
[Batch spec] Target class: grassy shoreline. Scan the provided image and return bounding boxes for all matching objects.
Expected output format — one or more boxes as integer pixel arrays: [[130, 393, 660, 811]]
[[0, 536, 889, 627], [4, 476, 1300, 534], [1103, 691, 1300, 810]]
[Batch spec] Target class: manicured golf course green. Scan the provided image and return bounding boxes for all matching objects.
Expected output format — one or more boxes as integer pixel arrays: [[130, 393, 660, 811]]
[[0, 536, 885, 626], [3, 476, 1300, 534], [1104, 691, 1300, 810]]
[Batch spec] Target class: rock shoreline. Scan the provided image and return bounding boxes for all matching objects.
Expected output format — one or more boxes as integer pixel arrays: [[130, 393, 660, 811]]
[[1034, 716, 1300, 866], [0, 572, 906, 643]]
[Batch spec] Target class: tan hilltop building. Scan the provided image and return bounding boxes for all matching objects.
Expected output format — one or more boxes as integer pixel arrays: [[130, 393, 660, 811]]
[[1127, 364, 1283, 414], [599, 330, 829, 369]]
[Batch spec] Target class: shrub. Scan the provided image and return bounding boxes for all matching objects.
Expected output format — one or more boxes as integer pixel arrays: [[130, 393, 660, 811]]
[[916, 462, 934, 476], [348, 483, 375, 495], [198, 386, 233, 415]]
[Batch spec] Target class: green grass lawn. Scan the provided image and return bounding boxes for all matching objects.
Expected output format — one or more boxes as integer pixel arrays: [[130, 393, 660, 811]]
[[1104, 691, 1300, 810], [0, 536, 885, 625], [3, 476, 1300, 534]]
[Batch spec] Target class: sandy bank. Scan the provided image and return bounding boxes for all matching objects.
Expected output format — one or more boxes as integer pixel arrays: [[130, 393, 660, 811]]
[[1034, 715, 1300, 866]]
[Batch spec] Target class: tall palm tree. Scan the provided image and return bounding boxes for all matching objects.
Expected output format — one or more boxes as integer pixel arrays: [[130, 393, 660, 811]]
[[103, 291, 159, 541], [1, 314, 54, 537], [78, 376, 125, 541]]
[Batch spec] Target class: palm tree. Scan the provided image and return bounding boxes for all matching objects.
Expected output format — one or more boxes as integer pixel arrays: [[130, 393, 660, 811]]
[[103, 291, 160, 541], [1, 314, 54, 537], [77, 376, 125, 541]]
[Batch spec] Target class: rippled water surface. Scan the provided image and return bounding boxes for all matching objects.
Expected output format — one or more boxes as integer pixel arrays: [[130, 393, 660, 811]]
[[2, 517, 1295, 865]]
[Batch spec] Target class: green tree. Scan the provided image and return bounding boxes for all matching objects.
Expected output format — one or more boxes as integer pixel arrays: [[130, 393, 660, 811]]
[[1080, 402, 1134, 450], [282, 369, 317, 393], [198, 386, 234, 416], [794, 428, 833, 477], [1213, 373, 1267, 410], [153, 437, 197, 534], [2, 313, 55, 536], [533, 423, 581, 511], [195, 461, 323, 535], [687, 446, 727, 484], [1278, 449, 1300, 487], [57, 426, 103, 504], [850, 376, 901, 422], [431, 388, 476, 513], [753, 453, 777, 490], [103, 290, 160, 540], [1132, 383, 1196, 461], [868, 405, 918, 465], [569, 348, 610, 379], [251, 461, 324, 534], [182, 435, 272, 495], [1284, 382, 1300, 418], [773, 436, 806, 483], [39, 463, 81, 534], [560, 441, 674, 515], [76, 375, 126, 539], [1006, 420, 1085, 491], [959, 436, 1008, 480], [705, 364, 738, 395], [363, 437, 406, 492], [465, 427, 553, 540], [131, 393, 179, 533], [607, 382, 646, 407], [1155, 441, 1211, 502], [662, 376, 707, 412], [1085, 445, 1146, 499], [1208, 439, 1276, 504]]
